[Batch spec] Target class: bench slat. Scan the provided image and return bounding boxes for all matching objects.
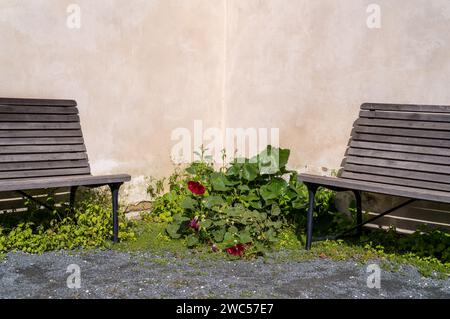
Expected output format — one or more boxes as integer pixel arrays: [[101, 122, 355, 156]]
[[0, 174, 131, 192], [347, 148, 450, 165], [0, 130, 82, 138], [350, 141, 450, 156], [0, 105, 78, 114], [0, 167, 91, 179], [345, 156, 450, 175], [0, 145, 86, 154], [298, 174, 450, 203], [0, 122, 81, 130], [361, 103, 450, 113], [341, 171, 450, 192], [356, 118, 450, 131], [0, 137, 85, 146], [0, 160, 89, 171], [352, 133, 450, 148], [360, 110, 450, 122], [0, 114, 79, 122], [0, 98, 76, 107], [343, 164, 450, 184], [0, 153, 87, 163], [354, 125, 450, 140]]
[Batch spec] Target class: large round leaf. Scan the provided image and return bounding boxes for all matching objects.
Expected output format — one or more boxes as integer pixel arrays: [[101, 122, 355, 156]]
[[260, 178, 288, 202], [203, 195, 224, 209], [242, 163, 259, 181], [210, 172, 231, 191], [258, 146, 290, 175]]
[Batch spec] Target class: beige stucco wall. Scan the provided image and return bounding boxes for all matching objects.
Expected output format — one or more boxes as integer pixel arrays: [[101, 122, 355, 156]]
[[0, 0, 226, 201], [226, 0, 450, 173], [1, 0, 450, 207]]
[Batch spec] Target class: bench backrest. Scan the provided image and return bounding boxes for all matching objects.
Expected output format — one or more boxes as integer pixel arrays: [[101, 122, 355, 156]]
[[0, 98, 91, 180], [341, 103, 450, 192]]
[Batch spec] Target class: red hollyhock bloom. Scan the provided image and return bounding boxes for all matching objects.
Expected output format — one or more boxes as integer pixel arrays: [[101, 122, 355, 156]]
[[189, 216, 200, 231], [187, 181, 206, 195], [225, 244, 246, 257]]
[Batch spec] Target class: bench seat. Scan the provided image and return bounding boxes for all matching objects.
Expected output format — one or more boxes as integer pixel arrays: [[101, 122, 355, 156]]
[[0, 174, 131, 192], [299, 174, 450, 204]]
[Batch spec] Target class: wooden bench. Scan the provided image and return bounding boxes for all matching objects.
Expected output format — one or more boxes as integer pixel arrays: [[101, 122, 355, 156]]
[[298, 103, 450, 250], [0, 98, 130, 242]]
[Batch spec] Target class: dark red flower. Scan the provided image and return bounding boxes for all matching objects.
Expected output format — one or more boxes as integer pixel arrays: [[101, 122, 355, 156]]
[[187, 181, 206, 195], [225, 244, 246, 257], [189, 216, 200, 231]]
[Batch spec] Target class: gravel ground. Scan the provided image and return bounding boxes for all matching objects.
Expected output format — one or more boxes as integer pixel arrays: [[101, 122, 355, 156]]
[[0, 249, 449, 299]]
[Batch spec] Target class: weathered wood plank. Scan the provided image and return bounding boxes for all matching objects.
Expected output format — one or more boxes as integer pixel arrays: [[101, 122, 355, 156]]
[[0, 137, 85, 146], [0, 145, 86, 154], [361, 103, 450, 113], [341, 171, 450, 192], [0, 98, 76, 107], [360, 110, 450, 122], [0, 114, 79, 122], [0, 105, 78, 114], [347, 148, 450, 165], [0, 160, 89, 171], [342, 164, 450, 184], [343, 164, 450, 184], [297, 174, 450, 203], [354, 125, 450, 140], [0, 130, 82, 138], [355, 118, 450, 130], [0, 167, 91, 179], [353, 133, 450, 148], [350, 141, 450, 156], [0, 122, 81, 130], [344, 156, 450, 175], [0, 153, 87, 163], [0, 174, 131, 192]]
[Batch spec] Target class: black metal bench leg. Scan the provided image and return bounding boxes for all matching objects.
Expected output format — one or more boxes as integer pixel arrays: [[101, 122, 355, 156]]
[[353, 190, 362, 236], [69, 186, 78, 213], [109, 183, 123, 243], [305, 183, 318, 250]]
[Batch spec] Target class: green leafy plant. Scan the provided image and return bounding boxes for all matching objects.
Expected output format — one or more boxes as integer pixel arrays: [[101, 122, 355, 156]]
[[148, 145, 450, 266], [0, 189, 135, 254], [148, 145, 341, 257], [359, 225, 450, 263]]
